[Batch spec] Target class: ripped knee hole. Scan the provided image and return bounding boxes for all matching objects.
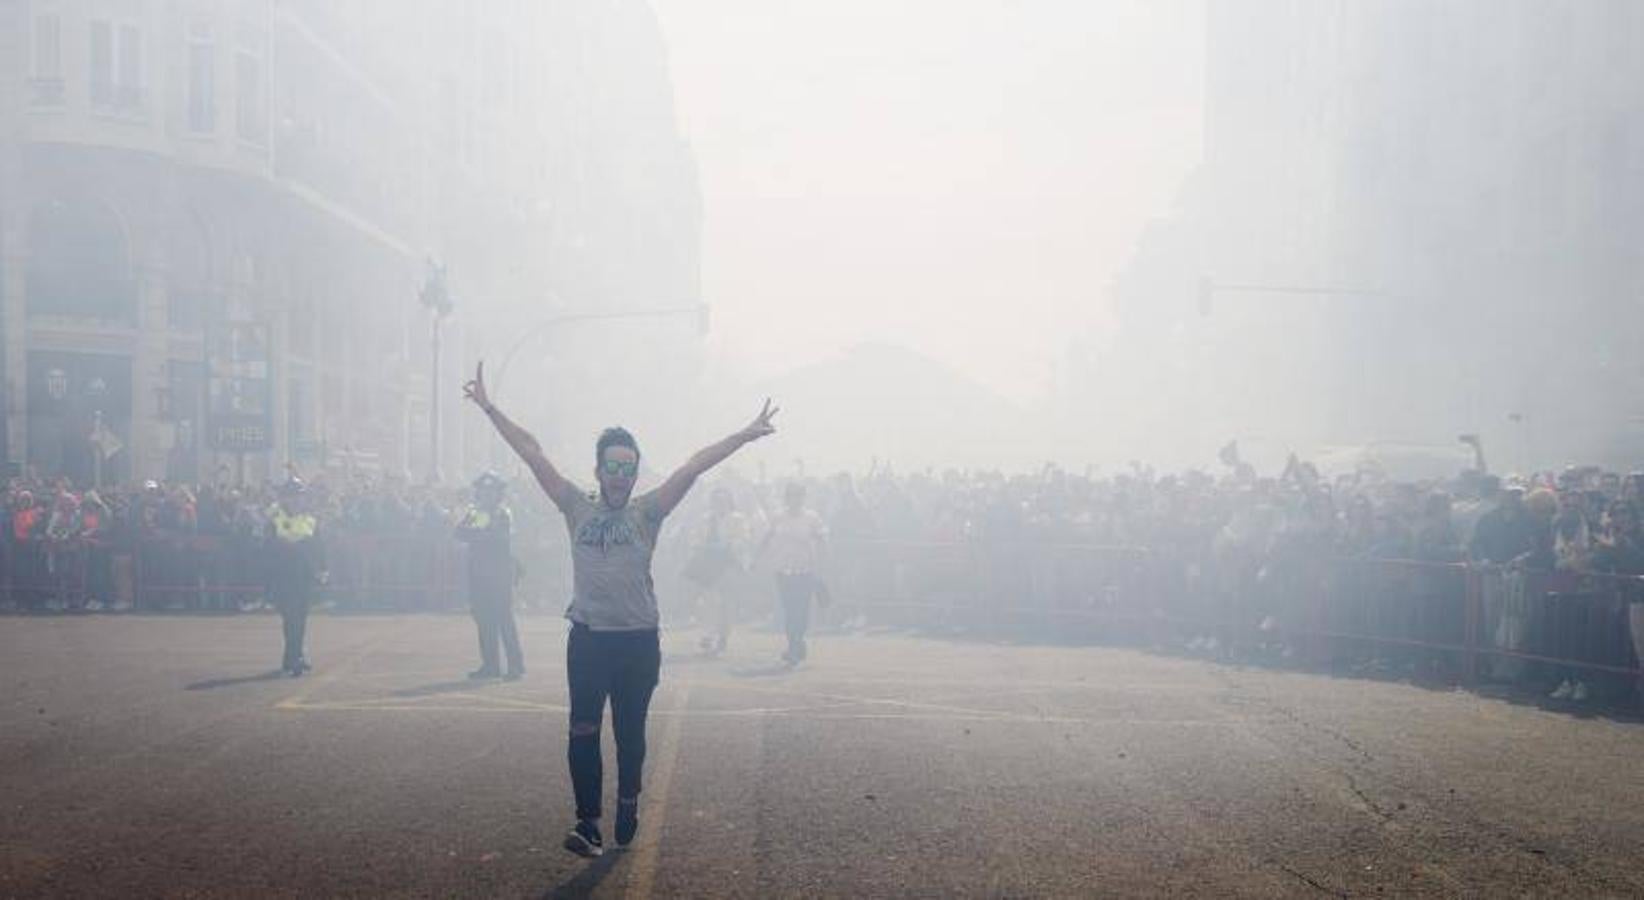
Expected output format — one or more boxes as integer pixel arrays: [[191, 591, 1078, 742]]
[[569, 721, 602, 738]]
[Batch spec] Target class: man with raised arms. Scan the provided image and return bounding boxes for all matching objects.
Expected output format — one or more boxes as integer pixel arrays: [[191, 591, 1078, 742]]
[[463, 362, 778, 856]]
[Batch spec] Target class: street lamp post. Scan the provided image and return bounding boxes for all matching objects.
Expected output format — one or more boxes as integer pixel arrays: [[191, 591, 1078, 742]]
[[419, 261, 453, 484]]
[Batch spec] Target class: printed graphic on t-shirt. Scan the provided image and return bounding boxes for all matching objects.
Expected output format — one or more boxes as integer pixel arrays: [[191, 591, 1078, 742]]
[[575, 513, 642, 553]]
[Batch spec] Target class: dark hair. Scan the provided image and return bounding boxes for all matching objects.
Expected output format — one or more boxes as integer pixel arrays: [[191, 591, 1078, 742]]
[[596, 427, 640, 466]]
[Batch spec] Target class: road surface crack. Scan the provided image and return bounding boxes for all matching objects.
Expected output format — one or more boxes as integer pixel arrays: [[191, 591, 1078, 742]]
[[1339, 771, 1394, 823], [1270, 860, 1347, 897]]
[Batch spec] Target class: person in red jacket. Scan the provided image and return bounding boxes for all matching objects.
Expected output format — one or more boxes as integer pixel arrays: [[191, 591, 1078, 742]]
[[8, 491, 43, 610]]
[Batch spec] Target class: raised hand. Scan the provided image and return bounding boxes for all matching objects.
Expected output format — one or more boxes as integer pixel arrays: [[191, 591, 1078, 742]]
[[740, 398, 780, 442], [463, 361, 492, 411]]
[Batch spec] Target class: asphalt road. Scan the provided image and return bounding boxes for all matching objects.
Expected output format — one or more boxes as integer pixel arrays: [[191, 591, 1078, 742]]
[[2, 613, 1642, 898]]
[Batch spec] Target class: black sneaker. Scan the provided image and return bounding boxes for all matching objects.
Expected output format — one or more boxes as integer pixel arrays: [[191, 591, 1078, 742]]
[[615, 798, 639, 848], [502, 667, 525, 682], [563, 819, 604, 858], [468, 667, 501, 680]]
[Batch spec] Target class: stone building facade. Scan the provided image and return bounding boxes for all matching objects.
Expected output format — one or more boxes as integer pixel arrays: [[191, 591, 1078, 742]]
[[0, 0, 700, 485]]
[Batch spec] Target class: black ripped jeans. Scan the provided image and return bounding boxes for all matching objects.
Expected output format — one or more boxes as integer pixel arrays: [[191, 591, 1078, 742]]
[[566, 623, 661, 821]]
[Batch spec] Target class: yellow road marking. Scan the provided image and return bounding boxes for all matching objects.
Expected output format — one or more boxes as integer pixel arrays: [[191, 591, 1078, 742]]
[[280, 682, 1231, 725], [712, 680, 1066, 720], [623, 682, 692, 899], [430, 691, 559, 710], [273, 645, 1241, 726], [280, 698, 1115, 723], [283, 701, 570, 714]]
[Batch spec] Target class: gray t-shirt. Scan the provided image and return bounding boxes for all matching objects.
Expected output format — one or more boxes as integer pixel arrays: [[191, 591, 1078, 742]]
[[562, 490, 667, 630]]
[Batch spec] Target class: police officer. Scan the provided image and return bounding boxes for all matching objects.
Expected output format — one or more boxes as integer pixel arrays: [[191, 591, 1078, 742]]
[[455, 471, 524, 680], [268, 477, 324, 676]]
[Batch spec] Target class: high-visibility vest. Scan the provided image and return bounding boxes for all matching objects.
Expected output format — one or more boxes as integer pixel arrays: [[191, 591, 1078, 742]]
[[273, 509, 317, 543]]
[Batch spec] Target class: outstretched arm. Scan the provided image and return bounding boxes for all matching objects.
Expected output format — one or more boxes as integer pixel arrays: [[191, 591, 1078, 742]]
[[650, 399, 779, 520], [464, 362, 577, 511]]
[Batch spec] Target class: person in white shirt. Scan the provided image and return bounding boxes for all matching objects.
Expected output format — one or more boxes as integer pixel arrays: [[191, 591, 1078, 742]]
[[687, 486, 751, 656], [757, 482, 829, 665]]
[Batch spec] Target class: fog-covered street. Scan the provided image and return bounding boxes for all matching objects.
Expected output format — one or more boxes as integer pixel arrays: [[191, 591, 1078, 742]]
[[4, 615, 1641, 898]]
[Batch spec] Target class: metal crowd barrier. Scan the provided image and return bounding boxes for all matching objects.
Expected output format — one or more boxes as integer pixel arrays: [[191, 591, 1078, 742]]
[[830, 538, 1644, 703], [321, 535, 467, 611], [1, 532, 467, 612], [7, 532, 1643, 702], [1474, 567, 1644, 681], [829, 538, 1165, 638], [0, 538, 95, 610]]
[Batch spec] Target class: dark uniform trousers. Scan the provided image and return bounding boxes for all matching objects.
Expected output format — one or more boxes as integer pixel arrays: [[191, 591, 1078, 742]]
[[472, 576, 523, 674], [266, 512, 321, 672], [272, 584, 311, 671], [457, 504, 521, 675]]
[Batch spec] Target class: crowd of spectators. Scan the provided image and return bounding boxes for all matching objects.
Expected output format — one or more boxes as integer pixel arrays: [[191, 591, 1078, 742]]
[[11, 454, 1644, 595], [6, 452, 1644, 703], [1, 471, 473, 612], [660, 454, 1644, 703], [668, 456, 1644, 578]]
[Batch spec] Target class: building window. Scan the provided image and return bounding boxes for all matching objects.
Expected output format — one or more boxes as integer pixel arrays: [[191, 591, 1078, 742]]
[[187, 23, 215, 133], [235, 30, 267, 144], [31, 14, 64, 105], [90, 21, 112, 107], [32, 15, 61, 77], [89, 20, 143, 112], [117, 25, 141, 107]]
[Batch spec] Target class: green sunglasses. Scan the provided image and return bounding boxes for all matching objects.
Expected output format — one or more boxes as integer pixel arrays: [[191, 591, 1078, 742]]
[[601, 459, 639, 477]]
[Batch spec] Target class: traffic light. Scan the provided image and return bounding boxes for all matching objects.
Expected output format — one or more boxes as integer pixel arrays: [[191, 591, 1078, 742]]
[[1197, 275, 1214, 316], [697, 302, 711, 336], [419, 260, 452, 316]]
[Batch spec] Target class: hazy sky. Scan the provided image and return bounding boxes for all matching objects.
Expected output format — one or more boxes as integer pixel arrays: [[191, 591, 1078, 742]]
[[655, 0, 1205, 404]]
